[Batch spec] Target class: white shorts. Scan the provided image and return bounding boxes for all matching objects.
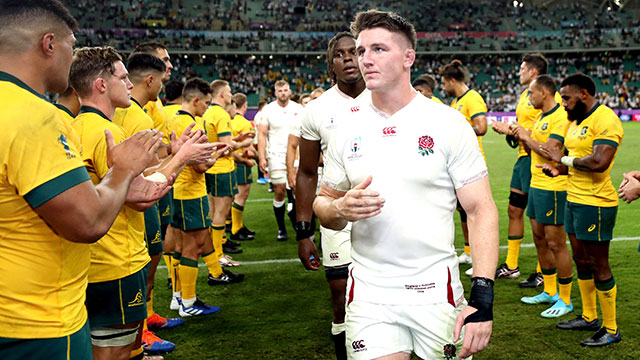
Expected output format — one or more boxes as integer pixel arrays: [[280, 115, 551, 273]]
[[320, 223, 351, 268], [345, 299, 467, 360], [269, 169, 287, 185]]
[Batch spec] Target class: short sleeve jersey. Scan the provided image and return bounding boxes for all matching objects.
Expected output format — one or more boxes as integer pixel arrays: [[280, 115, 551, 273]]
[[563, 104, 623, 207], [168, 110, 208, 199], [450, 89, 487, 156], [144, 99, 169, 144], [530, 104, 568, 191], [260, 100, 304, 160], [322, 95, 487, 305], [202, 105, 234, 174], [113, 98, 155, 134], [0, 72, 91, 339], [431, 96, 443, 104], [72, 106, 149, 283], [516, 90, 563, 158], [164, 103, 181, 122], [231, 114, 254, 156]]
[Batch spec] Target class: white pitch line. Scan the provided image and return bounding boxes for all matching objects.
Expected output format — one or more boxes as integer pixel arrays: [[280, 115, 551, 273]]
[[246, 198, 275, 203], [157, 236, 640, 269]]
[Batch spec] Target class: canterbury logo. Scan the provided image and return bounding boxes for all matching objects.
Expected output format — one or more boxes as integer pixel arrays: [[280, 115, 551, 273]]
[[352, 340, 366, 350], [546, 210, 553, 216], [128, 290, 144, 307], [382, 126, 396, 135], [350, 106, 360, 112], [329, 252, 339, 260], [588, 224, 597, 232]]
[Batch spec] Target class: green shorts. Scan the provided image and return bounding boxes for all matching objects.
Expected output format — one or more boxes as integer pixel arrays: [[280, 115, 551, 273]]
[[206, 171, 238, 197], [235, 163, 253, 185], [86, 264, 149, 328], [158, 190, 174, 226], [510, 156, 531, 194], [0, 321, 92, 360], [565, 201, 617, 241], [171, 196, 212, 231], [526, 187, 566, 225], [144, 204, 163, 256]]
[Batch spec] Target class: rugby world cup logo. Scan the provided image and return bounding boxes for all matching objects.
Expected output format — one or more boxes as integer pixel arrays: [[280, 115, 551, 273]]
[[351, 137, 361, 153], [418, 135, 435, 156]]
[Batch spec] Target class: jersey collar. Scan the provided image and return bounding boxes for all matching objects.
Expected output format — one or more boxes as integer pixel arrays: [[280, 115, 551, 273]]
[[541, 104, 560, 119], [0, 71, 49, 101], [456, 89, 471, 101], [177, 109, 195, 121], [79, 105, 111, 121], [583, 102, 600, 120], [130, 97, 143, 109], [54, 103, 75, 118]]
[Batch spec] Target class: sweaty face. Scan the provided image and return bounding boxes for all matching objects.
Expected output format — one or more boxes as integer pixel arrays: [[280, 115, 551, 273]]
[[108, 61, 133, 108], [527, 81, 544, 110], [332, 36, 362, 84], [154, 48, 173, 83], [560, 85, 588, 121], [275, 84, 291, 103], [356, 27, 411, 91]]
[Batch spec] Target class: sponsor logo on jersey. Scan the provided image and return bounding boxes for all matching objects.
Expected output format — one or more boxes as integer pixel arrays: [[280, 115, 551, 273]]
[[352, 340, 366, 352], [329, 252, 340, 260], [418, 135, 435, 156], [382, 126, 396, 136], [58, 134, 76, 159], [350, 106, 360, 112], [128, 290, 145, 307], [443, 344, 457, 360]]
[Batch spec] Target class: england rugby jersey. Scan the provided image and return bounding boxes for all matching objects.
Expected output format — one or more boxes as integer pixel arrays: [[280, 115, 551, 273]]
[[323, 93, 487, 305], [260, 100, 304, 168]]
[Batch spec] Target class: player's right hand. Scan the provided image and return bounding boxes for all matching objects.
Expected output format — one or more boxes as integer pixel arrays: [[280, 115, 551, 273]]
[[106, 129, 162, 175], [490, 121, 510, 135], [126, 173, 175, 205], [298, 238, 321, 270], [259, 158, 268, 173], [536, 164, 560, 177], [453, 305, 493, 359], [334, 176, 385, 222]]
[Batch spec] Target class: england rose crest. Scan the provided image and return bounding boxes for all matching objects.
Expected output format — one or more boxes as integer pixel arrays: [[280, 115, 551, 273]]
[[418, 135, 434, 156]]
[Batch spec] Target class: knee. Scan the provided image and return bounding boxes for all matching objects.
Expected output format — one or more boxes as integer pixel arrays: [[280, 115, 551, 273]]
[[508, 192, 527, 216]]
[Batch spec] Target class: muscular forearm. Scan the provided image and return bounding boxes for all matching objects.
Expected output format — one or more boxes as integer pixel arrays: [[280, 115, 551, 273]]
[[312, 195, 348, 231], [295, 169, 318, 222], [286, 136, 299, 177], [466, 201, 499, 280]]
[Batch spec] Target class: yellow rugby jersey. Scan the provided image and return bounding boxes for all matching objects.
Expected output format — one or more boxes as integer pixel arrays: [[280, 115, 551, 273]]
[[430, 96, 443, 104], [203, 104, 235, 174], [231, 114, 254, 156], [516, 90, 563, 157], [113, 98, 155, 134], [168, 110, 208, 199], [72, 106, 150, 283], [563, 103, 623, 207], [144, 99, 169, 144], [450, 89, 487, 156], [0, 71, 91, 339], [164, 103, 181, 119], [530, 104, 568, 191]]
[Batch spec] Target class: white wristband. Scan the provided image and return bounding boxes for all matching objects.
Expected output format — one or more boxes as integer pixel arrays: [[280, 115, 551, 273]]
[[560, 156, 576, 168]]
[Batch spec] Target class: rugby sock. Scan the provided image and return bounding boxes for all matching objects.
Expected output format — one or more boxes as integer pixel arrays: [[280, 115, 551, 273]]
[[130, 346, 144, 360], [179, 257, 199, 301], [225, 217, 232, 233], [331, 322, 347, 360], [203, 250, 223, 278], [464, 244, 471, 254], [273, 199, 286, 231], [211, 225, 225, 260], [536, 262, 541, 274], [558, 275, 573, 305], [595, 277, 618, 334], [577, 273, 598, 321], [146, 288, 154, 317], [171, 252, 181, 293], [231, 202, 244, 234], [541, 267, 558, 297], [163, 252, 173, 281], [505, 235, 523, 269]]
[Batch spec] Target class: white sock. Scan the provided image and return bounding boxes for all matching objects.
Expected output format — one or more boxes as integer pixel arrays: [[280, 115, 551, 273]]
[[273, 199, 285, 208], [172, 291, 181, 299], [182, 296, 195, 308], [331, 322, 346, 335]]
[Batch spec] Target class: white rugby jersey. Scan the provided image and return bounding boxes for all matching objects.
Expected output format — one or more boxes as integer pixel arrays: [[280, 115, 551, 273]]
[[300, 86, 370, 154], [322, 93, 488, 305], [261, 100, 304, 159]]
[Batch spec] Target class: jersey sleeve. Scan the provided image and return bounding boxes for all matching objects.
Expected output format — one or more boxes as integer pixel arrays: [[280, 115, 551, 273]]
[[593, 111, 623, 148], [468, 92, 488, 120], [321, 132, 351, 192], [548, 111, 569, 143], [13, 112, 90, 208], [217, 113, 232, 137], [447, 115, 488, 189], [300, 105, 321, 141]]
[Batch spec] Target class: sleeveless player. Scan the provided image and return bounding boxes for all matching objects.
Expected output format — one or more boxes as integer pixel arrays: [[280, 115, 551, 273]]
[[314, 10, 498, 359]]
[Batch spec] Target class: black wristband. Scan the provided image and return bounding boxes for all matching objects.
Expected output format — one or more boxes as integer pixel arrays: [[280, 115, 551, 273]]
[[296, 221, 314, 241], [464, 277, 494, 324], [506, 135, 519, 149]]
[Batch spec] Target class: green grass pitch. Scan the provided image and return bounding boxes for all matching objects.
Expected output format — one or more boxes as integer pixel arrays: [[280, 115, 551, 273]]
[[155, 122, 640, 360]]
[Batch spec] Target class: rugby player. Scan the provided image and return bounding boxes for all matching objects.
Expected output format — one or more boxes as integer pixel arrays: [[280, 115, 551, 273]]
[[56, 85, 81, 119], [411, 74, 443, 103], [163, 79, 184, 119], [439, 59, 488, 276], [539, 73, 623, 346], [619, 172, 640, 203], [314, 10, 499, 359], [511, 75, 573, 318]]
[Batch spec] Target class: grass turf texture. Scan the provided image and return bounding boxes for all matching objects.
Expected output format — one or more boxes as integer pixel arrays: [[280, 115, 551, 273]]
[[154, 122, 640, 359]]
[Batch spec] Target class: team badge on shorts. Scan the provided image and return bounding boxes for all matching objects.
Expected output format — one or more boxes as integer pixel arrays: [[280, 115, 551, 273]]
[[443, 344, 456, 360], [418, 135, 435, 156]]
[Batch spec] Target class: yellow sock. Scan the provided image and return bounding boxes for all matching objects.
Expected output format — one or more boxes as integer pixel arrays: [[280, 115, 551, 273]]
[[203, 250, 223, 278], [536, 262, 541, 273], [558, 275, 573, 305], [179, 257, 199, 301], [578, 276, 598, 322], [464, 244, 471, 254], [231, 202, 244, 234], [171, 252, 181, 293], [142, 318, 148, 332], [146, 288, 154, 317], [211, 225, 225, 259], [541, 268, 557, 297], [505, 236, 522, 269], [163, 252, 173, 281], [595, 278, 617, 333], [130, 346, 144, 359]]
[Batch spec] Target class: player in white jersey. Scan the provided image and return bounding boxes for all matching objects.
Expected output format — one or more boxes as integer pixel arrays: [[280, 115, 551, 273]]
[[258, 80, 305, 240], [313, 10, 499, 360], [294, 31, 369, 360]]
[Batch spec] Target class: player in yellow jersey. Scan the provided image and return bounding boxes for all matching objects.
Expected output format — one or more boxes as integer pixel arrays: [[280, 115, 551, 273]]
[[56, 85, 81, 121], [439, 59, 487, 275], [511, 75, 574, 318], [412, 74, 443, 104], [539, 74, 623, 347], [0, 3, 170, 359], [163, 79, 183, 120]]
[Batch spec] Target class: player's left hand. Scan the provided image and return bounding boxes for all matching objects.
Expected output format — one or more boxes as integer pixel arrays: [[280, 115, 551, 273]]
[[490, 121, 510, 135], [537, 143, 562, 162], [536, 163, 560, 177], [126, 173, 176, 206], [618, 173, 640, 203], [170, 122, 198, 155], [453, 305, 493, 359], [334, 176, 385, 222], [298, 238, 321, 270]]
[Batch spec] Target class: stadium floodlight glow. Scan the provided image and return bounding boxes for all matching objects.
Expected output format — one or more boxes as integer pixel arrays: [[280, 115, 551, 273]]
[[202, 55, 206, 59], [513, 0, 518, 7], [519, 2, 523, 7], [184, 55, 188, 59], [269, 55, 273, 59]]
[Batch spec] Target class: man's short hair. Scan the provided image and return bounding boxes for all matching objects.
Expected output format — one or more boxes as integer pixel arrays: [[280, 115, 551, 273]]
[[326, 31, 355, 82], [258, 100, 267, 111], [300, 94, 311, 104], [560, 73, 596, 96], [290, 93, 301, 103], [132, 42, 167, 55], [69, 46, 123, 98], [183, 78, 212, 101], [232, 93, 247, 108], [522, 53, 549, 76], [438, 59, 469, 83], [412, 74, 437, 92], [210, 79, 229, 98], [274, 80, 289, 89], [164, 80, 184, 102], [350, 10, 417, 50], [126, 54, 166, 84], [532, 75, 556, 95]]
